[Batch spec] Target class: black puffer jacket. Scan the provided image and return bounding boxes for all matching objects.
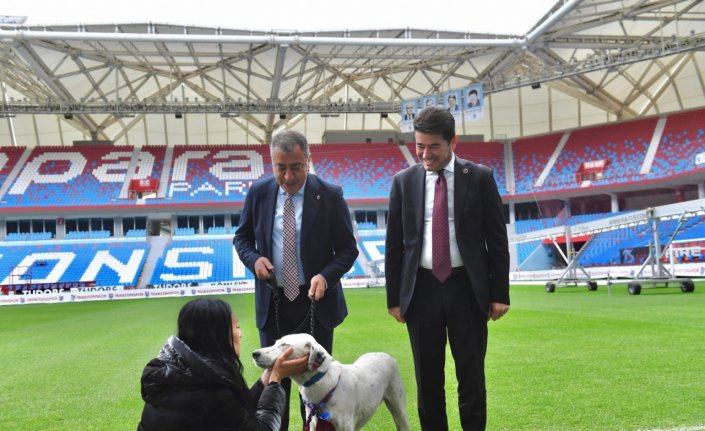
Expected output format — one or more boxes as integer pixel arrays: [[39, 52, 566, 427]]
[[137, 336, 285, 431]]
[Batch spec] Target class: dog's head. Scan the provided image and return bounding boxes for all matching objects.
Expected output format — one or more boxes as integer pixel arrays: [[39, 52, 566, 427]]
[[252, 333, 331, 381]]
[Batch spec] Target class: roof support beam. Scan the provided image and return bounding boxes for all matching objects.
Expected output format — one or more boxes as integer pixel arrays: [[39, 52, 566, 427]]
[[265, 45, 288, 134]]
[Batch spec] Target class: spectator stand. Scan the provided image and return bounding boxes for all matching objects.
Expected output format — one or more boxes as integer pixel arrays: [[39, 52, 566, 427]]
[[537, 118, 657, 193], [649, 108, 705, 179], [310, 142, 409, 202], [515, 211, 636, 270], [1, 146, 136, 208], [406, 141, 507, 195], [125, 146, 166, 200], [148, 235, 253, 287], [0, 147, 28, 199], [344, 259, 367, 278], [165, 144, 271, 205], [0, 237, 148, 293], [576, 223, 649, 267], [511, 133, 562, 196], [453, 141, 507, 194], [357, 228, 386, 284]]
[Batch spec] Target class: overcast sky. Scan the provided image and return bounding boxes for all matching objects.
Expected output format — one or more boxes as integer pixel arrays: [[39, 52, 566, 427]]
[[6, 0, 559, 35]]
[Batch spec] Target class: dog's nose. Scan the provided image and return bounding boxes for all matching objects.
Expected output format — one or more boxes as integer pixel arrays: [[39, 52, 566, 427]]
[[252, 351, 260, 359]]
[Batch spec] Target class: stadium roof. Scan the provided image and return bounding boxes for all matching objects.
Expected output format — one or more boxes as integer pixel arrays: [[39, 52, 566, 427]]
[[1, 0, 704, 145]]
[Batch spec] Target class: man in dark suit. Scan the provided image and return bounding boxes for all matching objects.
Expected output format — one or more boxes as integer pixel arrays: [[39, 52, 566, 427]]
[[233, 129, 358, 430], [385, 107, 510, 430], [446, 93, 460, 112], [403, 103, 416, 121]]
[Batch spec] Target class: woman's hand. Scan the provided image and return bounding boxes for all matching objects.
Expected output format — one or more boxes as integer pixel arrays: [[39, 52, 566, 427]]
[[261, 347, 309, 384]]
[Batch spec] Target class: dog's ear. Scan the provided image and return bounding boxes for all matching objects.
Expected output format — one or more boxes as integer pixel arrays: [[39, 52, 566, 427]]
[[306, 340, 327, 371]]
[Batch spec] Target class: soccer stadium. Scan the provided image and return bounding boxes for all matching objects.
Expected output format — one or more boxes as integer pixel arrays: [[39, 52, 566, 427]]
[[1, 1, 705, 430]]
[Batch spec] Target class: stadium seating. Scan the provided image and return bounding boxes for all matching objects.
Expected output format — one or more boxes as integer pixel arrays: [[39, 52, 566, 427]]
[[517, 239, 544, 266], [540, 118, 657, 192], [650, 108, 705, 178], [125, 229, 147, 238], [575, 214, 705, 267], [0, 239, 148, 289], [358, 234, 386, 275], [5, 232, 53, 241], [511, 133, 562, 195], [406, 141, 507, 194], [65, 230, 112, 240], [514, 218, 558, 234], [173, 227, 196, 236], [206, 226, 236, 235], [673, 216, 705, 241], [356, 221, 378, 230], [0, 109, 703, 211], [165, 144, 271, 205], [1, 146, 160, 208], [454, 142, 507, 194], [514, 211, 636, 234], [0, 147, 26, 188], [149, 237, 252, 286], [136, 145, 166, 197], [1, 110, 703, 282], [575, 224, 649, 267], [345, 259, 367, 277], [310, 143, 409, 201]]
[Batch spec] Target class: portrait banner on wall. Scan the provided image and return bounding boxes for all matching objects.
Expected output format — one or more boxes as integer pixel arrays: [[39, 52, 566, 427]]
[[442, 90, 462, 123], [400, 99, 418, 133], [463, 85, 484, 122], [421, 95, 438, 111]]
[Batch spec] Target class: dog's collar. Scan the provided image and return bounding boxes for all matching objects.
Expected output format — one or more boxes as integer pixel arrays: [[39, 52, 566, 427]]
[[303, 370, 327, 387], [303, 374, 341, 428]]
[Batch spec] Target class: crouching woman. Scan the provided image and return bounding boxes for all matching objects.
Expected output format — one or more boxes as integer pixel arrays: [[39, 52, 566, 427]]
[[137, 298, 307, 431]]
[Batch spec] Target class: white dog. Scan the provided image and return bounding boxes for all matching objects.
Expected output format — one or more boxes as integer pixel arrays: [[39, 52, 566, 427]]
[[253, 333, 410, 431]]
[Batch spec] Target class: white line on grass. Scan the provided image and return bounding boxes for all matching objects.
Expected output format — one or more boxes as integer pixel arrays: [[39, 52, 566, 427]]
[[637, 426, 705, 431]]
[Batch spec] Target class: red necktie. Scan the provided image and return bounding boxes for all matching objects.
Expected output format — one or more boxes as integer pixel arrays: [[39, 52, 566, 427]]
[[282, 193, 299, 301], [432, 170, 452, 283]]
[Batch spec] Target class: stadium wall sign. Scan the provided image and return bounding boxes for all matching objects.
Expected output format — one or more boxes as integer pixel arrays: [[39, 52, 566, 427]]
[[0, 285, 254, 307], [0, 278, 379, 306]]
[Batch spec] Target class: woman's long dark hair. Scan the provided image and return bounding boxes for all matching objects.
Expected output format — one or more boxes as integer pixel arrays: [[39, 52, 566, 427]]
[[177, 298, 246, 387]]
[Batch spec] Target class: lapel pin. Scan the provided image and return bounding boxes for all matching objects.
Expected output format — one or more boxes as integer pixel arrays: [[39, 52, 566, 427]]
[[463, 168, 469, 174], [316, 194, 321, 200]]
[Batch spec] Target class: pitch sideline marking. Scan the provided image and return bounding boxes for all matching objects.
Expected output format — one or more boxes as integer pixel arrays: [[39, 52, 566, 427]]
[[638, 426, 705, 431]]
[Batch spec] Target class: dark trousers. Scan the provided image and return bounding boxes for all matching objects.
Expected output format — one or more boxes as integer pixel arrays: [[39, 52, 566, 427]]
[[259, 285, 334, 431], [405, 268, 488, 431]]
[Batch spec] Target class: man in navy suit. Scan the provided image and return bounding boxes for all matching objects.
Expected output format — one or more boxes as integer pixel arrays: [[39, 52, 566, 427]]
[[234, 129, 358, 430], [385, 107, 510, 430]]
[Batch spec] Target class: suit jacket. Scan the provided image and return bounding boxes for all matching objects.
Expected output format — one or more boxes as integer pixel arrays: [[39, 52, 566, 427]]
[[385, 156, 509, 317], [234, 174, 358, 330]]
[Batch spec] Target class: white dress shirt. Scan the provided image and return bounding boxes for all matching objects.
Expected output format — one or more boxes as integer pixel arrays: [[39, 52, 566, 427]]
[[420, 153, 463, 270], [272, 182, 307, 286]]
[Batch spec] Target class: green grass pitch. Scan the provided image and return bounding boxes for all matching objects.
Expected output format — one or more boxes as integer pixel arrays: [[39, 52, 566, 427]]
[[1, 283, 704, 430]]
